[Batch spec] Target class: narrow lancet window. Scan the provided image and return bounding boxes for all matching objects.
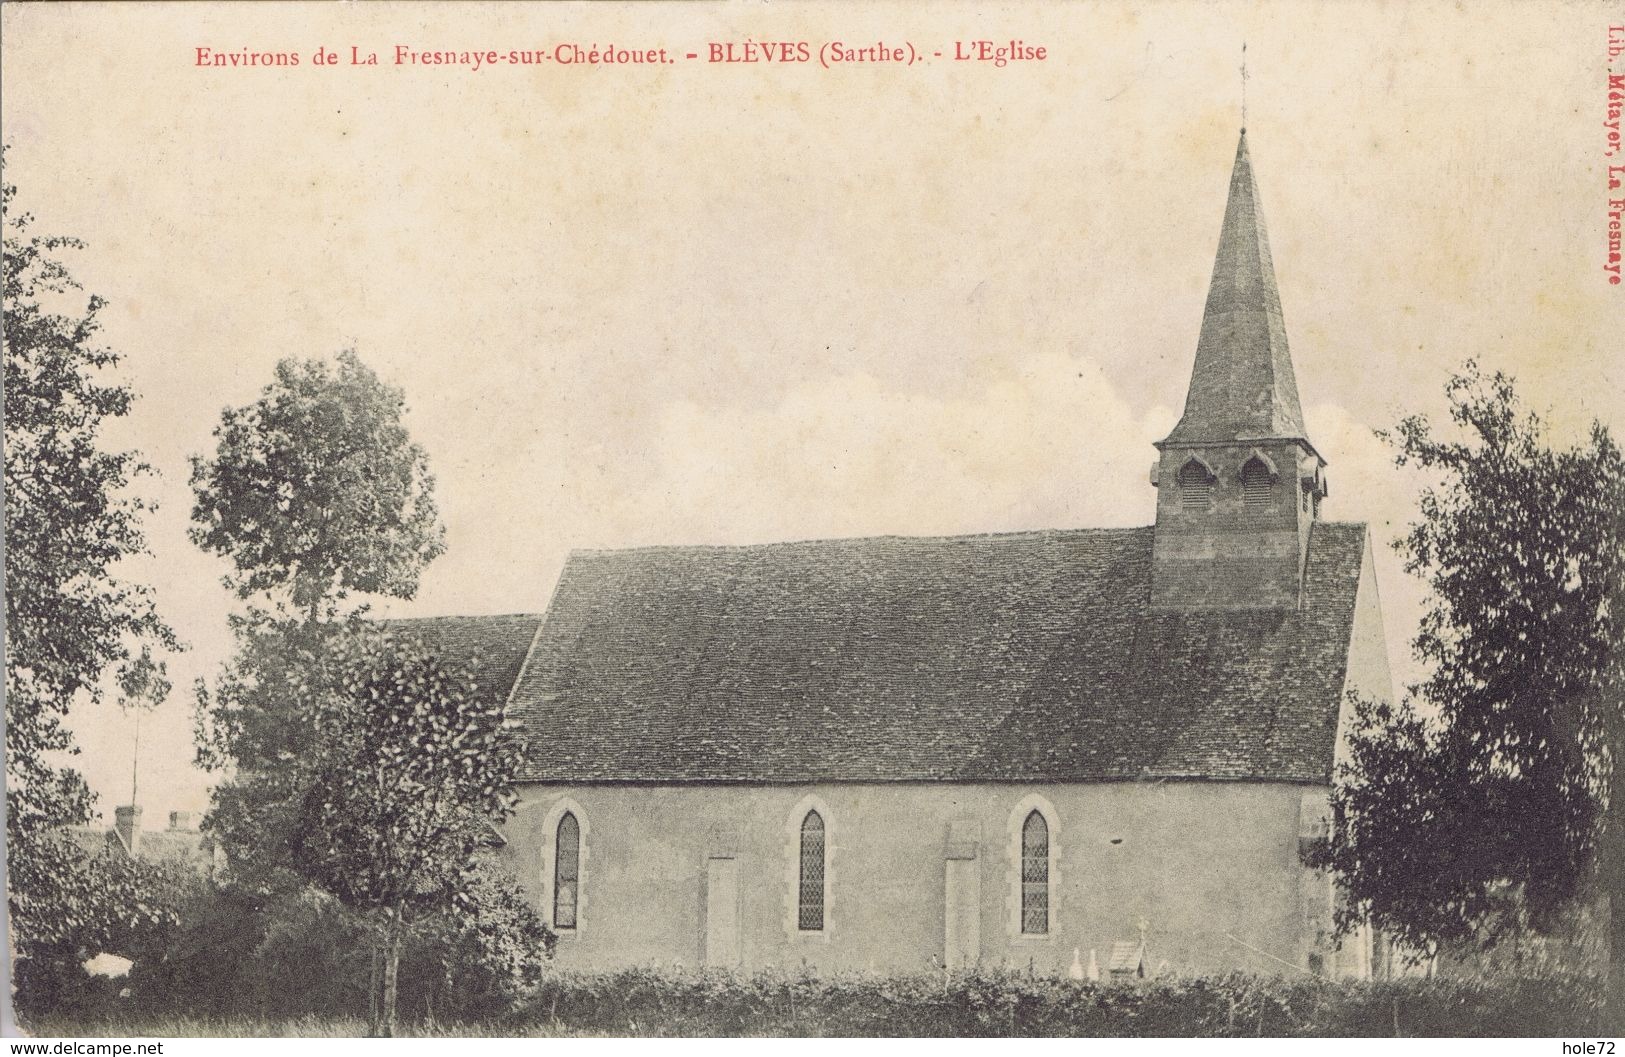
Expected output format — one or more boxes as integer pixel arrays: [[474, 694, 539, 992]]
[[1021, 810, 1049, 934], [798, 810, 826, 931], [554, 811, 580, 930]]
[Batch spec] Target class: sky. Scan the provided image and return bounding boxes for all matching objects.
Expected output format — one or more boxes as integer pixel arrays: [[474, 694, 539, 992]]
[[3, 1, 1622, 824]]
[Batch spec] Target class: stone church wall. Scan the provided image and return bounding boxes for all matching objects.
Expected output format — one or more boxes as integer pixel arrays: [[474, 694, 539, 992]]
[[498, 779, 1352, 978]]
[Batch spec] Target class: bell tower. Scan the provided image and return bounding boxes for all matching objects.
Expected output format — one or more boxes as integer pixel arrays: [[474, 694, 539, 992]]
[[1150, 130, 1328, 610]]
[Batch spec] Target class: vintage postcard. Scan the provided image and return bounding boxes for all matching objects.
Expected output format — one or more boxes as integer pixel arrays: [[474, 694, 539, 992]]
[[2, 0, 1621, 1041]]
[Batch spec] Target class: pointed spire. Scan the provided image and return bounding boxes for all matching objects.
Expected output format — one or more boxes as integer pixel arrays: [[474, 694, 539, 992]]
[[1162, 130, 1309, 448]]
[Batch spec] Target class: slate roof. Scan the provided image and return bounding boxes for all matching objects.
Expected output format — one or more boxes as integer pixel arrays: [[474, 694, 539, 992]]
[[64, 824, 215, 871], [1163, 130, 1310, 449], [381, 613, 543, 711], [495, 521, 1368, 785]]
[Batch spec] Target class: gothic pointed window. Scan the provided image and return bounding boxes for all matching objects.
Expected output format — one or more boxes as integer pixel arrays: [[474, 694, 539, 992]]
[[798, 810, 825, 931], [554, 811, 580, 930], [1020, 810, 1049, 934], [1178, 459, 1213, 511], [1242, 457, 1274, 511]]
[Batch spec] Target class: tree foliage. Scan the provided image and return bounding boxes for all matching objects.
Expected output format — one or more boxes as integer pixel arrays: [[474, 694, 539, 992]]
[[3, 155, 174, 956], [193, 614, 347, 883], [190, 348, 448, 878], [10, 848, 192, 1021], [117, 861, 552, 1023], [282, 625, 526, 1034], [183, 347, 541, 1032], [1308, 363, 1623, 994], [189, 348, 445, 623]]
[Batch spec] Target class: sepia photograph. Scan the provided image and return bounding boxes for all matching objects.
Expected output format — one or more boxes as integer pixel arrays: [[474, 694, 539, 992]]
[[2, 0, 1622, 1042]]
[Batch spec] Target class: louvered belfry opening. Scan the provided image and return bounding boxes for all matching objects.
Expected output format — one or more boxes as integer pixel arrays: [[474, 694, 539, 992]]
[[1178, 460, 1213, 511], [1020, 810, 1049, 934], [554, 811, 580, 929], [1242, 457, 1274, 511], [798, 810, 825, 931]]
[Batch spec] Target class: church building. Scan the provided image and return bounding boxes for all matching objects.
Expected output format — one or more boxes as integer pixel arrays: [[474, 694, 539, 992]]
[[406, 129, 1393, 978]]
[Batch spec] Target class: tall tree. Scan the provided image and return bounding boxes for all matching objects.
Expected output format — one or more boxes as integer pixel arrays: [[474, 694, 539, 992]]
[[283, 626, 524, 1036], [117, 645, 171, 805], [190, 349, 446, 874], [189, 348, 445, 625], [3, 158, 174, 955], [1308, 362, 1623, 1019]]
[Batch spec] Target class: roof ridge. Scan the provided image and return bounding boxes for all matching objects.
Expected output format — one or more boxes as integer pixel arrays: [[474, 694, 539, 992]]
[[503, 618, 547, 718], [381, 612, 544, 623], [567, 524, 1154, 558]]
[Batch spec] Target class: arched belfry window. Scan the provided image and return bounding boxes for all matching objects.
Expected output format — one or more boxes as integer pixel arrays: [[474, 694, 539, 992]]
[[554, 811, 580, 930], [1020, 810, 1049, 934], [1178, 459, 1214, 511], [1241, 456, 1275, 511], [798, 810, 826, 931]]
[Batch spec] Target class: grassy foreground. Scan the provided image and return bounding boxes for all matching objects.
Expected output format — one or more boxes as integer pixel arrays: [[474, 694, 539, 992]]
[[20, 967, 1606, 1038], [18, 1015, 587, 1038]]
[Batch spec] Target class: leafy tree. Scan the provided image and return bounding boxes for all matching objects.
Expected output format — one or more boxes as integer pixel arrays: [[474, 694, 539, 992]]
[[3, 155, 174, 958], [192, 613, 348, 886], [283, 625, 525, 1035], [1308, 363, 1623, 1018], [186, 348, 546, 1033], [189, 348, 445, 625], [190, 349, 447, 875]]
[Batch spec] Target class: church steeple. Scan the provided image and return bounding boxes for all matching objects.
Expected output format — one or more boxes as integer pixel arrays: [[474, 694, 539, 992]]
[[1149, 130, 1328, 611], [1162, 130, 1309, 450]]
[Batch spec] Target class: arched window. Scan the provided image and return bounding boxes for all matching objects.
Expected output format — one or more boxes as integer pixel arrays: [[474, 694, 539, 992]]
[[1242, 457, 1274, 511], [1178, 459, 1213, 511], [1020, 810, 1049, 934], [554, 811, 580, 930], [798, 810, 826, 931]]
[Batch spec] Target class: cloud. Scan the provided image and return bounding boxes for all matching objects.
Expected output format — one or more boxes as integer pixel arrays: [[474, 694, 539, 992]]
[[614, 353, 1175, 547]]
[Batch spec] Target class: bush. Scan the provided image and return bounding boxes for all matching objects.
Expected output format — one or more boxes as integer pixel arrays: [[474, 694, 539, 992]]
[[119, 880, 368, 1019], [516, 966, 1603, 1037], [11, 847, 193, 1022], [118, 864, 554, 1023], [397, 864, 559, 1020], [22, 966, 1601, 1036]]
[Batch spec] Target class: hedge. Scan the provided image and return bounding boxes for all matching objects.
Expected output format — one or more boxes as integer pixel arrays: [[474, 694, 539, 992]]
[[517, 966, 1603, 1037]]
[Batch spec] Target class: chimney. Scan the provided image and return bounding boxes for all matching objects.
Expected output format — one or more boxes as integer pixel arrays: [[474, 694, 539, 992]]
[[168, 810, 195, 832], [114, 805, 143, 856]]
